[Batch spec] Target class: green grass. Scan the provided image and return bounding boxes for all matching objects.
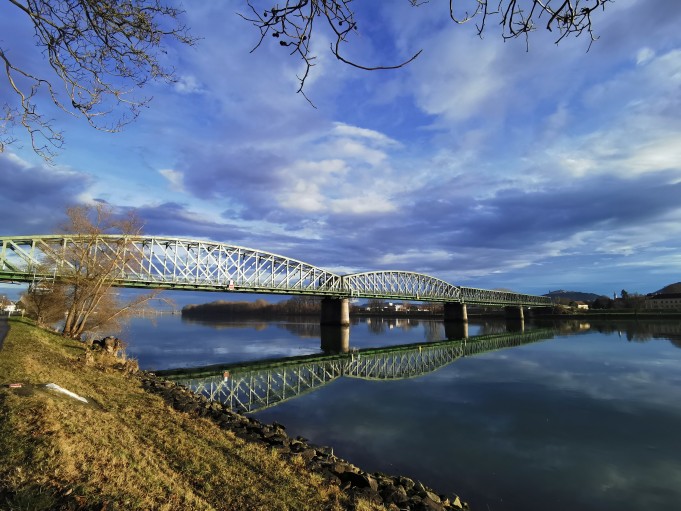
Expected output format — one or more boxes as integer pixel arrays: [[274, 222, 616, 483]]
[[0, 319, 383, 510]]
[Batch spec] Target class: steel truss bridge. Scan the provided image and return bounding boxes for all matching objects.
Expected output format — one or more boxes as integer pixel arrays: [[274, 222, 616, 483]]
[[0, 235, 551, 307], [160, 329, 556, 413]]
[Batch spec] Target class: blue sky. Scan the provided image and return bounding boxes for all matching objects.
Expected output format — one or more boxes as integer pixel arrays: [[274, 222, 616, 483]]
[[1, 0, 681, 299]]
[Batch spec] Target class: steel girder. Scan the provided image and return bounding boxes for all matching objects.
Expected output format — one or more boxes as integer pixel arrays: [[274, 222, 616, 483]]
[[0, 235, 552, 306], [172, 329, 555, 413], [341, 270, 461, 302], [458, 286, 553, 306], [0, 235, 346, 296]]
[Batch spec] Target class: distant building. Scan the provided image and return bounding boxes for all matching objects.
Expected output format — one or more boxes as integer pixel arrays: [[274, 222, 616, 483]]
[[574, 301, 589, 310], [645, 293, 681, 310], [3, 303, 17, 313]]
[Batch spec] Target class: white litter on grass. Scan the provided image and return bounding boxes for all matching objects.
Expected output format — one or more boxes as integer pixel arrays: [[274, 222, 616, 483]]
[[45, 383, 88, 404]]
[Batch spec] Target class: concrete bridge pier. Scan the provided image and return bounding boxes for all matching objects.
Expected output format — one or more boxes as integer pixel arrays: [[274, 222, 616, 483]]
[[320, 325, 350, 354], [443, 302, 468, 323], [320, 297, 350, 326]]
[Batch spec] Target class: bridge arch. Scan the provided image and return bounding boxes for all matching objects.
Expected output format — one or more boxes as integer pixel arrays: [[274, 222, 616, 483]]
[[342, 271, 462, 302], [0, 235, 347, 296]]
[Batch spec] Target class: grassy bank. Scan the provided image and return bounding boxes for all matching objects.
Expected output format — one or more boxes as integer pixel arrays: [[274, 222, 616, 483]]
[[0, 319, 380, 511]]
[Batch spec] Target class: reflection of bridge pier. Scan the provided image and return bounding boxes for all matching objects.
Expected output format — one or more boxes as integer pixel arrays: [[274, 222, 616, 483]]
[[505, 306, 525, 332], [320, 325, 350, 353], [444, 321, 469, 340]]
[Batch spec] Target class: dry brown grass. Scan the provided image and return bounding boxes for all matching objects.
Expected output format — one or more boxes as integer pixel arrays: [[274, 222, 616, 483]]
[[0, 319, 384, 510]]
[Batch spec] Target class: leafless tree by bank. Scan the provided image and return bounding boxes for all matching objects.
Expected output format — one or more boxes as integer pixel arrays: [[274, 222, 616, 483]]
[[23, 203, 164, 339]]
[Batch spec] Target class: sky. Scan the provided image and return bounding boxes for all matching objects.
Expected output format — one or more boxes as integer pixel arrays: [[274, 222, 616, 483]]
[[1, 0, 681, 301]]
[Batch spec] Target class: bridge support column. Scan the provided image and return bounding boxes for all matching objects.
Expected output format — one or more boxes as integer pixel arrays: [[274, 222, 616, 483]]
[[443, 302, 468, 323], [320, 297, 350, 326]]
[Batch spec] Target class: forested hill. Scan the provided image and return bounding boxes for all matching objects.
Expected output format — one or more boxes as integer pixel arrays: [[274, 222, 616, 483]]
[[543, 290, 605, 302], [653, 282, 681, 294]]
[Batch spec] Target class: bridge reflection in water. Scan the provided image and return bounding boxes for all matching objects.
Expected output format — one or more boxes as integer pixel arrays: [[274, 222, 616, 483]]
[[160, 329, 556, 413]]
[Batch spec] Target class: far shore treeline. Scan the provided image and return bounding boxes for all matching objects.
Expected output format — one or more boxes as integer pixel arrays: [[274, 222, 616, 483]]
[[182, 296, 323, 319], [181, 297, 444, 320]]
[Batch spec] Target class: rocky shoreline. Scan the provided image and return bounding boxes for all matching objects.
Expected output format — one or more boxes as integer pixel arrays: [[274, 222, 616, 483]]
[[140, 372, 468, 511]]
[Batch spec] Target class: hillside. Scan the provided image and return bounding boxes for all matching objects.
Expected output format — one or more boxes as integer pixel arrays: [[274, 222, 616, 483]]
[[653, 282, 681, 295], [543, 290, 604, 302]]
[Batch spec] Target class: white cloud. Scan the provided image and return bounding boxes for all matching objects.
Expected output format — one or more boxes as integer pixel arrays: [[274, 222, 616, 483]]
[[332, 123, 400, 146], [173, 74, 204, 94], [636, 47, 655, 65], [158, 168, 186, 192]]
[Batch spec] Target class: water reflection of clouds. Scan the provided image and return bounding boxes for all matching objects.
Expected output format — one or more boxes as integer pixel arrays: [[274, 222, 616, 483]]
[[252, 333, 681, 511], [425, 337, 681, 416]]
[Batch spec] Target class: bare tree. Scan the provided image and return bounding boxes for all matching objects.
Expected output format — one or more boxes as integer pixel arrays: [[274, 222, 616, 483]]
[[1, 0, 196, 160], [242, 0, 611, 100], [21, 278, 68, 327], [28, 203, 164, 339]]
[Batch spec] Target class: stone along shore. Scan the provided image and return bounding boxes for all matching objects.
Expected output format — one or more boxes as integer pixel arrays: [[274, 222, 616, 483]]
[[141, 373, 468, 511]]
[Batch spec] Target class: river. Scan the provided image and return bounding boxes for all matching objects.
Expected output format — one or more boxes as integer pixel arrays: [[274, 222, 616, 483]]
[[122, 314, 681, 511]]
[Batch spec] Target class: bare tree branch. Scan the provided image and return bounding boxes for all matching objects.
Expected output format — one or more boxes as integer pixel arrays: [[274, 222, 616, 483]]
[[244, 0, 611, 100], [1, 0, 197, 161]]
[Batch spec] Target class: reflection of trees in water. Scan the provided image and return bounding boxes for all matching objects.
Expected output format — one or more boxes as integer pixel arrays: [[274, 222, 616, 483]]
[[363, 317, 420, 335], [423, 321, 445, 342], [477, 321, 508, 335], [279, 322, 321, 338], [669, 337, 681, 349], [181, 317, 269, 331], [558, 319, 681, 348]]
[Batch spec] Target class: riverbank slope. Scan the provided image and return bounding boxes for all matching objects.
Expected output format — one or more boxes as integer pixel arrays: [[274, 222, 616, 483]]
[[0, 319, 466, 511]]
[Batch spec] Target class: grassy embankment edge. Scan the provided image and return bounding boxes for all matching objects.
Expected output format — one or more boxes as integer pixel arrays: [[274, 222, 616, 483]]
[[0, 317, 381, 511]]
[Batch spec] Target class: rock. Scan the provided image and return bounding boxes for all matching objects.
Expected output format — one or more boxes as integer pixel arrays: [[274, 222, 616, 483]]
[[424, 490, 441, 503], [398, 476, 415, 490], [451, 495, 465, 509], [381, 485, 409, 505], [349, 486, 383, 507], [338, 471, 378, 492], [416, 497, 445, 511], [320, 469, 342, 486]]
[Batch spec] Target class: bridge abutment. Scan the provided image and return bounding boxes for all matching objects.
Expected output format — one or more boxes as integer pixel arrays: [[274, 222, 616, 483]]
[[443, 302, 468, 323], [320, 297, 350, 326]]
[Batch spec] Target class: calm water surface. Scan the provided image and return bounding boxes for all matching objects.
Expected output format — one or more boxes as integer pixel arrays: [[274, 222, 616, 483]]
[[123, 315, 681, 511]]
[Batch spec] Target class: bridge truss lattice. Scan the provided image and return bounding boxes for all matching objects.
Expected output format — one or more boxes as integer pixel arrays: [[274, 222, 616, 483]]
[[0, 234, 552, 306]]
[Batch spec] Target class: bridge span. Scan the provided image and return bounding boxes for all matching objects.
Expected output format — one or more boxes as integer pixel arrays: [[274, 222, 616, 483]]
[[0, 235, 552, 323]]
